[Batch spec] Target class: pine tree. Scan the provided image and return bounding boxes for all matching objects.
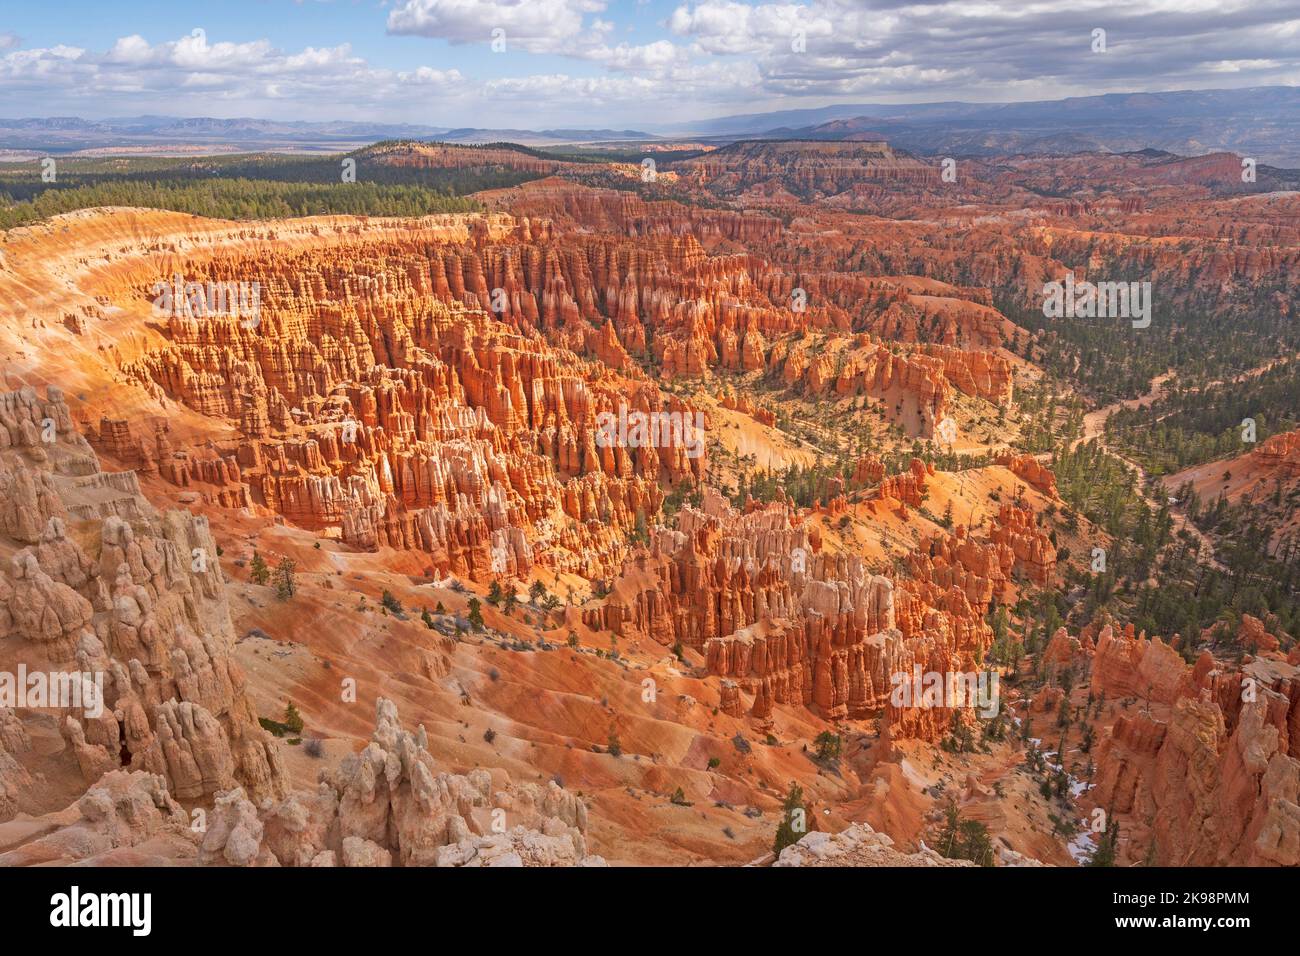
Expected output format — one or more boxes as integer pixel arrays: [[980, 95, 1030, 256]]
[[1086, 818, 1120, 867], [249, 551, 270, 585], [814, 730, 842, 762], [773, 783, 807, 855], [283, 702, 304, 735], [938, 806, 995, 866], [273, 557, 297, 599]]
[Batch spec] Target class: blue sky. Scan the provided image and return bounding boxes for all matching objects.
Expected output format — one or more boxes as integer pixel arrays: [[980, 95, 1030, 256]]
[[1, 0, 1296, 129]]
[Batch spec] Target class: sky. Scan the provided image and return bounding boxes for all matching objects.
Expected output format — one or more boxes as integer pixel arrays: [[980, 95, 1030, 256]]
[[0, 0, 1296, 130]]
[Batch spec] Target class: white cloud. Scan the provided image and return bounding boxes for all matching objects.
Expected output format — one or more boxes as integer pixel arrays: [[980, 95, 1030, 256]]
[[1, 2, 1298, 128], [660, 0, 1300, 103], [0, 31, 468, 120], [387, 0, 607, 52], [669, 1, 834, 55]]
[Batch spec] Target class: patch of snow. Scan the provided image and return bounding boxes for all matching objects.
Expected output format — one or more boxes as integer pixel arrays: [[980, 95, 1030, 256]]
[[1068, 829, 1097, 864], [899, 758, 931, 790]]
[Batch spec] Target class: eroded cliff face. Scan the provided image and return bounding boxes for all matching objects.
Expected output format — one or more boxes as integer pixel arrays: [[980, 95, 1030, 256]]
[[0, 394, 608, 866], [70, 219, 716, 582], [679, 140, 941, 199], [1088, 623, 1300, 866], [1, 143, 1292, 869], [0, 385, 286, 811], [1255, 429, 1300, 479], [0, 697, 603, 867], [0, 187, 1017, 597], [581, 485, 1055, 738]]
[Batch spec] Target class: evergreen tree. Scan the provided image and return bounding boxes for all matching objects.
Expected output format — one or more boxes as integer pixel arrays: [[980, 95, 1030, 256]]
[[773, 783, 807, 855], [283, 702, 305, 735], [249, 551, 270, 586], [273, 557, 297, 599], [1086, 817, 1120, 867], [467, 597, 484, 631]]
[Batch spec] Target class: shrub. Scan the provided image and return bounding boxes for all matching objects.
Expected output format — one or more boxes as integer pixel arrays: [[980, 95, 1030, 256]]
[[936, 806, 995, 866], [773, 783, 807, 855], [273, 557, 297, 599], [467, 598, 484, 631], [283, 702, 305, 735], [814, 730, 842, 762], [249, 552, 270, 585], [259, 701, 304, 738]]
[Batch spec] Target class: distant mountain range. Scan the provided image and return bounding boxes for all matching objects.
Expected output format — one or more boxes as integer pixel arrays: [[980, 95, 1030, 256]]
[[676, 87, 1300, 166], [0, 116, 655, 153], [2, 86, 1297, 165]]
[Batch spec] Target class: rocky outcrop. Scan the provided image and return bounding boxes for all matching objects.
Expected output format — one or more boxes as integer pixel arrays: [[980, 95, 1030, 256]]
[[770, 822, 974, 867], [3, 698, 607, 868], [876, 458, 932, 508], [1089, 624, 1189, 706], [989, 504, 1056, 585], [584, 487, 1007, 737], [997, 453, 1059, 498], [1041, 626, 1092, 677], [0, 770, 197, 866], [100, 229, 715, 582], [1254, 430, 1300, 478], [208, 698, 605, 868], [0, 387, 286, 819], [682, 141, 940, 198], [920, 343, 1013, 406], [773, 337, 952, 437], [717, 388, 776, 426], [1090, 623, 1300, 866]]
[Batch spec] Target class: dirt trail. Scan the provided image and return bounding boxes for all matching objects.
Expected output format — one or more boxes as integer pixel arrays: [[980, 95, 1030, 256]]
[[1071, 354, 1299, 572], [1077, 371, 1175, 449], [1088, 374, 1226, 569], [1079, 353, 1297, 449]]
